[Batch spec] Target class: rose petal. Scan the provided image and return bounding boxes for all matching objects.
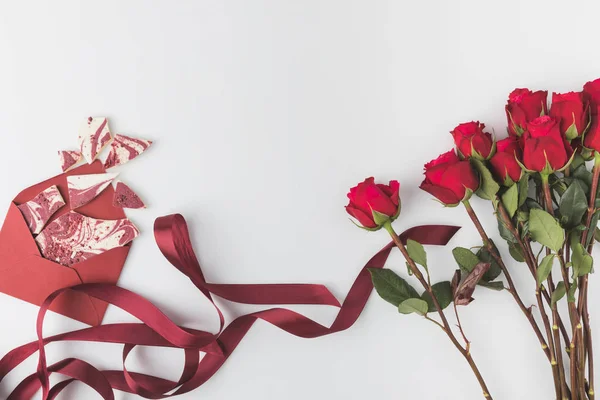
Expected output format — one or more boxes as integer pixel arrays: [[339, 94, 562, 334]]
[[345, 205, 376, 228], [419, 182, 461, 205]]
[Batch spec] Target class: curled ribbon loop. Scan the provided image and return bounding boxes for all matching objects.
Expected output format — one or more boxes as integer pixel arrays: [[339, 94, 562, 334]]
[[0, 214, 460, 399]]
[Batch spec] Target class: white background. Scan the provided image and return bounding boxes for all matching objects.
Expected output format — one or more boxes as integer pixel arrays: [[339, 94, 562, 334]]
[[0, 1, 598, 399]]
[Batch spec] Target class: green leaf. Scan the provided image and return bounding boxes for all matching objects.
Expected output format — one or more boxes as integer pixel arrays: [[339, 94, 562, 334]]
[[572, 243, 593, 277], [536, 254, 555, 287], [371, 210, 390, 226], [405, 262, 413, 276], [508, 242, 525, 262], [570, 153, 586, 171], [572, 164, 593, 192], [518, 175, 529, 206], [568, 281, 577, 303], [517, 210, 529, 223], [502, 184, 519, 218], [398, 298, 429, 316], [477, 245, 503, 282], [559, 180, 588, 229], [452, 247, 480, 272], [421, 281, 453, 312], [368, 268, 419, 307], [550, 175, 567, 197], [528, 209, 565, 252], [586, 210, 600, 248], [497, 218, 517, 243], [406, 239, 427, 268], [520, 220, 530, 239], [477, 280, 505, 291], [525, 198, 543, 210], [471, 158, 500, 200], [565, 121, 579, 140], [595, 227, 600, 242], [551, 282, 566, 308]]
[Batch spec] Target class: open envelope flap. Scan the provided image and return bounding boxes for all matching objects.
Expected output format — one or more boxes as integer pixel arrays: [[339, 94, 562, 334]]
[[0, 203, 41, 261], [13, 160, 126, 221]]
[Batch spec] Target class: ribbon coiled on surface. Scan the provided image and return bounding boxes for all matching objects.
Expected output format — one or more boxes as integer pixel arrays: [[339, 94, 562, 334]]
[[0, 214, 459, 399]]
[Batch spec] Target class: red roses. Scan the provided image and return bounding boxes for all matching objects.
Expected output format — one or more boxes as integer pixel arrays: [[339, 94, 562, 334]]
[[490, 136, 522, 184], [549, 91, 589, 139], [521, 116, 572, 173], [419, 150, 479, 205], [346, 178, 401, 229], [584, 78, 600, 113], [451, 122, 494, 159], [350, 80, 600, 219], [505, 88, 548, 136]]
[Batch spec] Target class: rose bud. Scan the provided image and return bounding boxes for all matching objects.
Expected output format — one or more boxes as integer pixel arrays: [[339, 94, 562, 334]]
[[583, 78, 600, 114], [583, 105, 600, 152], [505, 88, 548, 136], [419, 150, 480, 206], [451, 121, 495, 160], [346, 177, 401, 230], [522, 116, 572, 174], [549, 91, 589, 140], [489, 136, 523, 185]]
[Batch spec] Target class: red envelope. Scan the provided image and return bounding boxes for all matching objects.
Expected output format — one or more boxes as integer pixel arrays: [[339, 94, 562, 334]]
[[0, 161, 131, 326]]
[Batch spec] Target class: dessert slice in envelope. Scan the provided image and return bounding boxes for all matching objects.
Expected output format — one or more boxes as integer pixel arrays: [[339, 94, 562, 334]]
[[113, 181, 146, 209], [67, 172, 118, 209], [0, 161, 132, 326], [104, 134, 152, 169], [36, 211, 139, 267], [17, 185, 65, 234]]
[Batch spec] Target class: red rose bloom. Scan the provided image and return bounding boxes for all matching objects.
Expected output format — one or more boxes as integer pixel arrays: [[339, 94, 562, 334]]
[[583, 105, 600, 152], [451, 121, 494, 159], [346, 177, 400, 229], [583, 78, 600, 114], [419, 150, 479, 205], [505, 88, 548, 136], [522, 116, 572, 173], [489, 136, 523, 184], [549, 91, 589, 139]]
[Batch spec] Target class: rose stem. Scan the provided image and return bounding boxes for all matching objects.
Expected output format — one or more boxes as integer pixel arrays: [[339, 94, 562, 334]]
[[463, 199, 564, 397], [495, 201, 563, 395], [498, 202, 570, 342], [520, 233, 572, 346], [579, 154, 600, 400], [542, 174, 580, 399], [383, 221, 493, 399]]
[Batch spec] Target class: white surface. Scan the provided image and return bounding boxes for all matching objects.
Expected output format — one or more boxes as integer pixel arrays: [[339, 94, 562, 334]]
[[0, 1, 598, 399]]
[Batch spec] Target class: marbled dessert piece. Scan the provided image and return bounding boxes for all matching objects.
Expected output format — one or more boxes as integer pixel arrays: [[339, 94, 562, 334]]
[[67, 173, 119, 209], [113, 182, 146, 209], [104, 134, 152, 169], [58, 150, 82, 172], [78, 117, 112, 164], [35, 211, 139, 266], [17, 185, 66, 234]]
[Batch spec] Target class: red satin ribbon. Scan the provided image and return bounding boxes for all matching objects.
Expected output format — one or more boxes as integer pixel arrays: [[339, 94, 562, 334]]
[[0, 214, 459, 399]]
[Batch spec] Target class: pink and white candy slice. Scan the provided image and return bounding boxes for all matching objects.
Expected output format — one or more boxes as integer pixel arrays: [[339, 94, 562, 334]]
[[17, 185, 66, 234], [104, 134, 152, 169], [58, 150, 82, 172], [35, 211, 139, 266], [78, 117, 112, 164], [113, 182, 146, 209], [67, 172, 119, 209]]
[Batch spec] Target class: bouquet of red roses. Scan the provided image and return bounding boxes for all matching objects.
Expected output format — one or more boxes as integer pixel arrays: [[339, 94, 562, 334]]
[[347, 80, 600, 399]]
